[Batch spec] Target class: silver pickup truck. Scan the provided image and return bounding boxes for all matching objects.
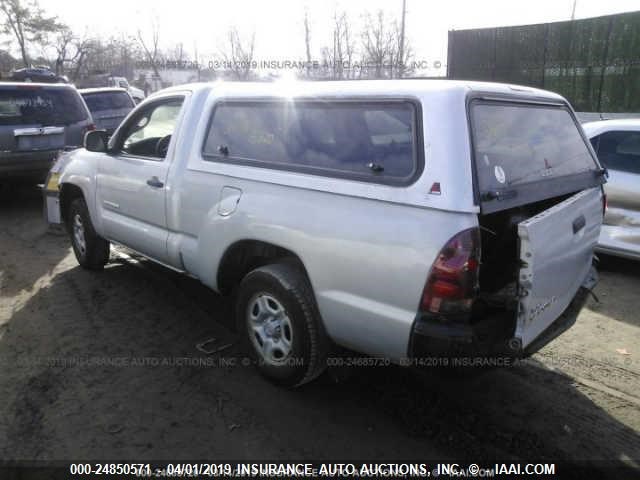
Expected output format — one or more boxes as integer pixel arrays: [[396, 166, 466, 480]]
[[44, 80, 606, 386]]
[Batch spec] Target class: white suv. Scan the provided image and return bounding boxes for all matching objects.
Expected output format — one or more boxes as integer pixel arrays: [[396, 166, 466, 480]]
[[45, 80, 605, 386]]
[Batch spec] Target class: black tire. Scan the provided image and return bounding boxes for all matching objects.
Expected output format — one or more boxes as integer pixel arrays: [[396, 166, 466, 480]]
[[236, 262, 329, 387], [66, 197, 110, 270]]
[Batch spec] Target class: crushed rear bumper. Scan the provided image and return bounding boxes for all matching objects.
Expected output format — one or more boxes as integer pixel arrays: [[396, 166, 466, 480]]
[[408, 267, 597, 363]]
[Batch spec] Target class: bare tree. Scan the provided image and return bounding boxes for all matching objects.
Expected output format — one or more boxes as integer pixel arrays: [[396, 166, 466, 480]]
[[137, 17, 162, 81], [361, 11, 394, 79], [117, 34, 138, 79], [74, 35, 141, 82], [0, 0, 58, 67], [339, 13, 356, 79], [321, 11, 355, 80], [393, 20, 413, 77], [53, 24, 73, 75], [76, 36, 109, 78], [361, 9, 412, 79], [397, 0, 407, 78], [68, 35, 94, 81], [170, 42, 186, 64], [303, 9, 312, 78], [220, 27, 255, 81]]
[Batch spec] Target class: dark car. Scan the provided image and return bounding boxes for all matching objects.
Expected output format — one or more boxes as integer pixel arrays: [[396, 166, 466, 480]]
[[0, 83, 93, 181], [10, 67, 67, 83], [80, 88, 135, 134]]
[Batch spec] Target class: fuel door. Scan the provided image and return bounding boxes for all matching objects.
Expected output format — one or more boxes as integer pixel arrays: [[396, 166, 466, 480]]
[[218, 186, 243, 216]]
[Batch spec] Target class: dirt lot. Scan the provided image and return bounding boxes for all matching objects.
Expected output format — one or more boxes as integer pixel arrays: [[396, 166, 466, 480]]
[[0, 185, 639, 476]]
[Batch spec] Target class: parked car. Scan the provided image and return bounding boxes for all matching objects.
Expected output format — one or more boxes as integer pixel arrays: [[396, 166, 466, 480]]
[[80, 88, 135, 134], [10, 67, 67, 83], [76, 75, 145, 104], [44, 80, 605, 386], [108, 76, 145, 103], [0, 82, 93, 182], [583, 119, 640, 260]]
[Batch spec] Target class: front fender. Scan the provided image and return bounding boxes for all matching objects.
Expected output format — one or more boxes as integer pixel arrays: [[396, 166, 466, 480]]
[[58, 149, 103, 234]]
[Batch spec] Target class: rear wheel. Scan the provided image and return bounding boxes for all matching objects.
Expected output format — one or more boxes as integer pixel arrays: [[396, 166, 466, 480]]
[[236, 263, 328, 387], [66, 197, 110, 270]]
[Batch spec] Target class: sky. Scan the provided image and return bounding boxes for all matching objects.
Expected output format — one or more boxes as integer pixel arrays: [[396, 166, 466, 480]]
[[35, 0, 640, 76]]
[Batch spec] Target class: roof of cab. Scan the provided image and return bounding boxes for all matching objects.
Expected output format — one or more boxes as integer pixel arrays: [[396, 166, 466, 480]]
[[150, 79, 567, 103]]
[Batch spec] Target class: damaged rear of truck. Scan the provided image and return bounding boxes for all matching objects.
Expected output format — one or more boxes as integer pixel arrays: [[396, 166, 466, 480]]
[[411, 92, 606, 362]]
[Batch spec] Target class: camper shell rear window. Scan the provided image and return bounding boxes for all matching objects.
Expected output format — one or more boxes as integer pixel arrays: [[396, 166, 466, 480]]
[[469, 99, 603, 213]]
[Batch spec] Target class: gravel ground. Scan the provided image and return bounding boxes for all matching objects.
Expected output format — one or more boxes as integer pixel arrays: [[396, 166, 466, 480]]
[[0, 185, 639, 477]]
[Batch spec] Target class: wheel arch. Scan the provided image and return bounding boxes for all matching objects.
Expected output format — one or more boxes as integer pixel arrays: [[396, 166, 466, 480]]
[[59, 182, 85, 225], [216, 239, 312, 296]]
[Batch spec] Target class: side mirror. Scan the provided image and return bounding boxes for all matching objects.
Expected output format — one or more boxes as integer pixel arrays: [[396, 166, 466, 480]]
[[84, 130, 110, 153]]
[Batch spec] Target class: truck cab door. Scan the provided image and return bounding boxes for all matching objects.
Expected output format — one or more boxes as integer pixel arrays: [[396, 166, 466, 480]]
[[96, 96, 184, 264]]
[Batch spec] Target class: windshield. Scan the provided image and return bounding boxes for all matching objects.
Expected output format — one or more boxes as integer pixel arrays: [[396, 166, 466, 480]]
[[0, 87, 88, 125], [82, 91, 134, 112], [471, 102, 598, 193]]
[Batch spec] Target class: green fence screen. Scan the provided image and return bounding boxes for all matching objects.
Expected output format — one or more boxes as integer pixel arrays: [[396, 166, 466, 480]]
[[447, 11, 640, 112]]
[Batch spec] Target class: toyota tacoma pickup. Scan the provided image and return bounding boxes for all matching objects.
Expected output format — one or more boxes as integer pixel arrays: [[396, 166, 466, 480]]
[[44, 80, 606, 386]]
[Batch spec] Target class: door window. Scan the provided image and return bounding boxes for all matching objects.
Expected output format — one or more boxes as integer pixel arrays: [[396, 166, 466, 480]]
[[119, 98, 183, 159], [592, 131, 640, 174]]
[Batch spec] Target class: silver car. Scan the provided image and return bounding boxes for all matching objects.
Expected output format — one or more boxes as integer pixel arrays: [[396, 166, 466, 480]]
[[583, 119, 640, 260]]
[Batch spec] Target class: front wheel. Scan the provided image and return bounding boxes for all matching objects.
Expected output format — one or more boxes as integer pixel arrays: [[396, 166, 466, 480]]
[[236, 263, 328, 387], [66, 197, 110, 270]]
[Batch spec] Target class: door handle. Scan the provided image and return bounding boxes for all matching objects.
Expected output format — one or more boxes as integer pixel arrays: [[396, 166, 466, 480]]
[[146, 176, 164, 188]]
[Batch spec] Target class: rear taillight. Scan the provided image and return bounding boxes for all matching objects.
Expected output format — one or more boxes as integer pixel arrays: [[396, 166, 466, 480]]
[[420, 228, 481, 316]]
